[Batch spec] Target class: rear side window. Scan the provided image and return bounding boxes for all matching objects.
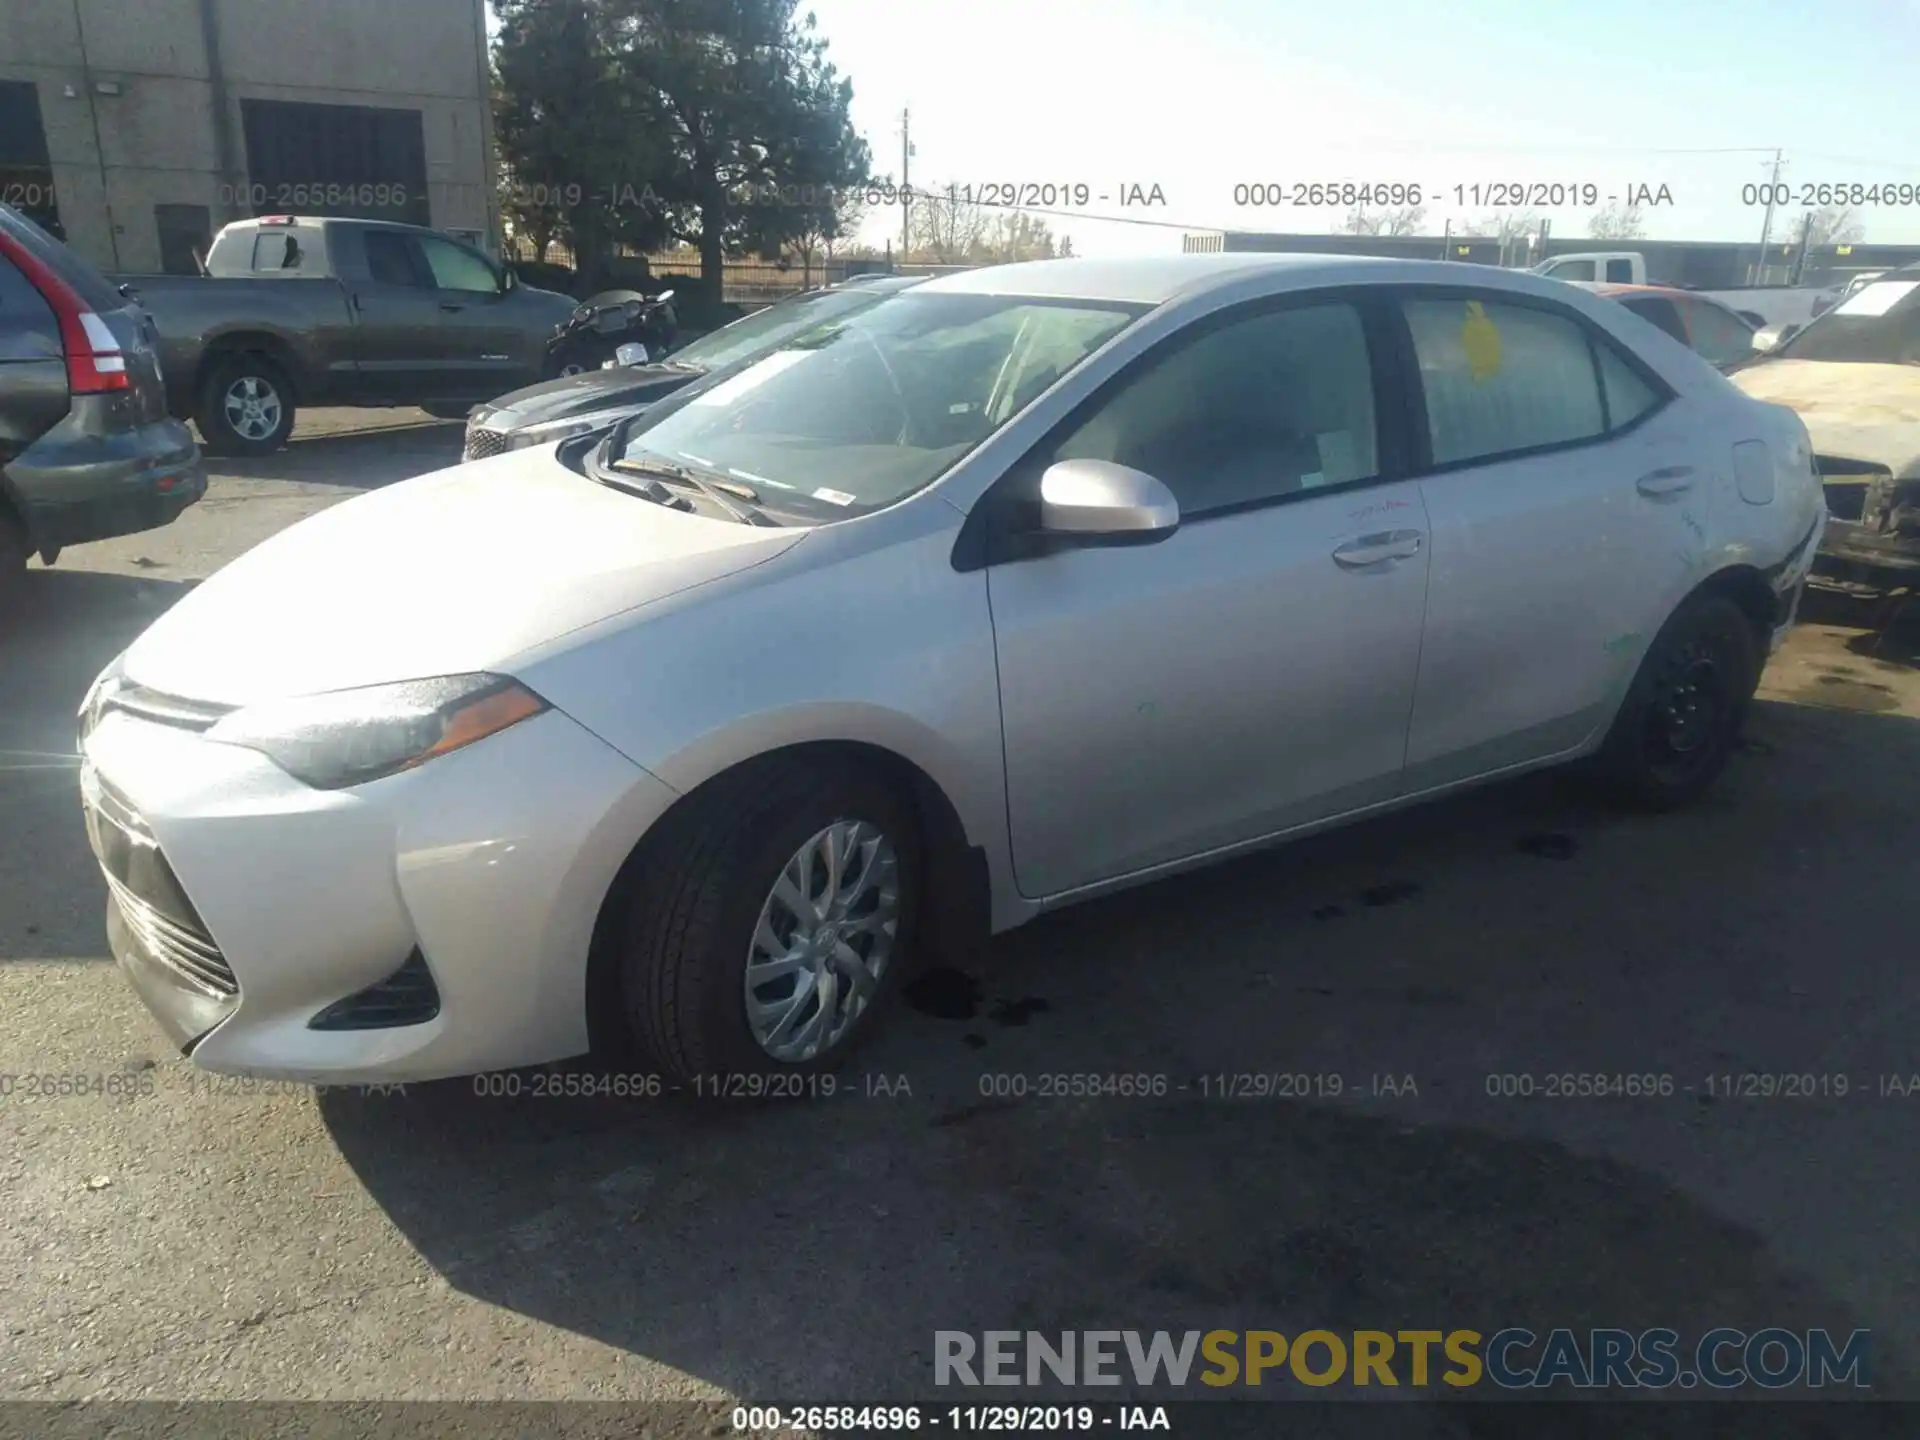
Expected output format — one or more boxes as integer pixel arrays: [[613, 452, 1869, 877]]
[[1403, 297, 1604, 466], [363, 230, 426, 287], [0, 205, 125, 311], [1603, 259, 1635, 283], [1620, 295, 1690, 346], [1594, 344, 1660, 430]]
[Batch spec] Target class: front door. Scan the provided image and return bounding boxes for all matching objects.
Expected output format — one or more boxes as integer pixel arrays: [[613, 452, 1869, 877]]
[[987, 296, 1432, 897], [411, 233, 530, 400], [342, 227, 445, 403], [1397, 291, 1711, 789]]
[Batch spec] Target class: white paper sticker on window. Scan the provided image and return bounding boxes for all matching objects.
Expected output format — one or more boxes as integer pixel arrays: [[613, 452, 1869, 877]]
[[688, 348, 812, 405], [812, 487, 856, 506], [1836, 280, 1920, 317]]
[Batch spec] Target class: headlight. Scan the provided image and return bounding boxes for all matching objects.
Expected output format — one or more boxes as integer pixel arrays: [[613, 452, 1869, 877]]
[[204, 673, 548, 790], [508, 406, 647, 450]]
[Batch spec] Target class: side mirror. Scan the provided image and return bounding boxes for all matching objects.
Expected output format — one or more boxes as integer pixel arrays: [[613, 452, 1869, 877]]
[[1037, 459, 1180, 541], [1752, 322, 1799, 353], [614, 342, 650, 366]]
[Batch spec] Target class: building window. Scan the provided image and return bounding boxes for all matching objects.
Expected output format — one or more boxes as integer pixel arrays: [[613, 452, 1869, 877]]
[[155, 204, 213, 275], [0, 80, 61, 238], [239, 99, 430, 227]]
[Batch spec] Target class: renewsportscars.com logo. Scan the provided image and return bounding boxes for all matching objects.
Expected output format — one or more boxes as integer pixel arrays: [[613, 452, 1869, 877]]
[[934, 1328, 1871, 1390]]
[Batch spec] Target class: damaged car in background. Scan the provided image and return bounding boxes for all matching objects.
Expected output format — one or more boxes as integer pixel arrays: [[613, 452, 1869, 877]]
[[1734, 267, 1920, 590]]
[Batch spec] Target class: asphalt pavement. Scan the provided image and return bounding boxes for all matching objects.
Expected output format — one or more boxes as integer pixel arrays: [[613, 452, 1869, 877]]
[[4, 410, 1920, 1426]]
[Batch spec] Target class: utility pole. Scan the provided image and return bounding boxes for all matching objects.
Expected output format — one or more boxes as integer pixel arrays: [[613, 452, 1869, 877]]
[[900, 108, 912, 262], [1755, 148, 1784, 284]]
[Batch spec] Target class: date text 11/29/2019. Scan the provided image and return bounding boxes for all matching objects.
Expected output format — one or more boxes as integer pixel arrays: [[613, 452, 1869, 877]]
[[1229, 182, 1676, 209], [730, 1405, 1172, 1432]]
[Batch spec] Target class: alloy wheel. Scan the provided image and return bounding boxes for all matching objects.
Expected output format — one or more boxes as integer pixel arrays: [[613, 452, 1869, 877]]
[[222, 376, 283, 441], [743, 819, 900, 1062]]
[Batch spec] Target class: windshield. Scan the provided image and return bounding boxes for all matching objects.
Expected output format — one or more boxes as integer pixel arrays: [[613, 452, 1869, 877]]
[[617, 290, 1147, 518], [667, 284, 906, 371], [1778, 276, 1920, 365]]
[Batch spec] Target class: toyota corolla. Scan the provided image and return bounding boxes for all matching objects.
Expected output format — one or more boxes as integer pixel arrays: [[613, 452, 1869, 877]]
[[76, 254, 1825, 1086]]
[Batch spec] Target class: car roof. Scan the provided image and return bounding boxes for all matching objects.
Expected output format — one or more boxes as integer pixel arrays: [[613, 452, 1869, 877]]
[[912, 252, 1462, 305], [1568, 280, 1687, 299]]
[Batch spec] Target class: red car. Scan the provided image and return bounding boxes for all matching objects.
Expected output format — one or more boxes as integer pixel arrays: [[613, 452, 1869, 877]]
[[1571, 281, 1759, 372]]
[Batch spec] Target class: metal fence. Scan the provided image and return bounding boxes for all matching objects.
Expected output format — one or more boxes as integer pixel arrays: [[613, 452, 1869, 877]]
[[502, 235, 987, 303]]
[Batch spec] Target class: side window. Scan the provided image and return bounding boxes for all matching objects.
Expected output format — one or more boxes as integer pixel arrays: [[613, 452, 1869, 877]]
[[1603, 259, 1635, 283], [1620, 295, 1689, 346], [363, 230, 426, 288], [417, 236, 500, 294], [1550, 260, 1596, 282], [250, 230, 305, 271], [1593, 343, 1660, 431], [1403, 296, 1603, 466], [1046, 301, 1379, 517], [1679, 299, 1754, 367]]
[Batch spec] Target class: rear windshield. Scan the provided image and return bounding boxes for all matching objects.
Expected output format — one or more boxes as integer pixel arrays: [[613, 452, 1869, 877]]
[[0, 202, 128, 311], [1778, 278, 1920, 365]]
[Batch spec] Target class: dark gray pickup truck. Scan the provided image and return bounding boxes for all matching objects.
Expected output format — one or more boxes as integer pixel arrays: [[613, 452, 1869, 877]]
[[114, 216, 576, 455]]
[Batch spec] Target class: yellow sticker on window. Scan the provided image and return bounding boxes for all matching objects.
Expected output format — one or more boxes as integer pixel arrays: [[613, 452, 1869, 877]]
[[1461, 301, 1502, 381]]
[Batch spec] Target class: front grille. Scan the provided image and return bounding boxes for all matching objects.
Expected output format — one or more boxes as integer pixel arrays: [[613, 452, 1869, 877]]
[[464, 423, 512, 462], [104, 871, 238, 998]]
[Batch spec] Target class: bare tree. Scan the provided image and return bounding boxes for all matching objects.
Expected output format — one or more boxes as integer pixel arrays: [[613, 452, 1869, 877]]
[[1461, 210, 1545, 264], [1340, 204, 1427, 236], [821, 185, 871, 261], [1798, 205, 1866, 247], [908, 184, 991, 263], [1587, 203, 1646, 240], [787, 181, 875, 281], [975, 211, 1062, 262]]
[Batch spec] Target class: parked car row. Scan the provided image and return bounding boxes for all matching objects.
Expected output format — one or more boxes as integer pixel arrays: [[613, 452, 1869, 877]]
[[75, 253, 1827, 1087]]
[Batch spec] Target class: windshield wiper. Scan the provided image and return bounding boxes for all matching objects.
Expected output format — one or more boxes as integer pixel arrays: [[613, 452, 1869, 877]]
[[609, 456, 779, 527]]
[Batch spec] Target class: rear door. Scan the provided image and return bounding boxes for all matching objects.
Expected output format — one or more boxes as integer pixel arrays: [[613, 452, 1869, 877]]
[[1398, 289, 1710, 790], [334, 226, 446, 402]]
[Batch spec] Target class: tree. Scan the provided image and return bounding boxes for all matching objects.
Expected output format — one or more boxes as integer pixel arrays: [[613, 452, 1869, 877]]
[[1340, 204, 1427, 236], [492, 0, 675, 285], [786, 178, 873, 281], [975, 211, 1063, 262], [1798, 205, 1865, 247], [601, 0, 873, 293], [1461, 209, 1545, 264], [908, 185, 991, 263], [1587, 202, 1646, 240]]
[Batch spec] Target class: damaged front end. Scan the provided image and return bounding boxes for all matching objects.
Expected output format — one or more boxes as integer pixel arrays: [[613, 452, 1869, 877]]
[[1815, 458, 1920, 582]]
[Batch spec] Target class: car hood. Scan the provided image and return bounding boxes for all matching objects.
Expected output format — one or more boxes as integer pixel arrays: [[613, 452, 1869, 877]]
[[474, 363, 704, 429], [1731, 360, 1920, 477], [120, 451, 804, 707]]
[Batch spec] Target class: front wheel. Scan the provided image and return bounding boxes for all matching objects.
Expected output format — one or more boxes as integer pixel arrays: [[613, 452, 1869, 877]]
[[1595, 594, 1760, 810], [611, 757, 921, 1085]]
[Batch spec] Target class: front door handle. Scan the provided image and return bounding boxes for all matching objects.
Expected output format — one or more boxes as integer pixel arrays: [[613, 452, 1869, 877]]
[[1636, 465, 1695, 497], [1332, 529, 1424, 569], [439, 302, 465, 313]]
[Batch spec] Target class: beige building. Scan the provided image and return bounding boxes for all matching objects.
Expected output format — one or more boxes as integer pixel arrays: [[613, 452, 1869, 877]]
[[0, 0, 499, 273]]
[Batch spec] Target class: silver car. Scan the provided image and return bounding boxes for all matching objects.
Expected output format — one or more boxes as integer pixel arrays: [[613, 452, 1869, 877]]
[[78, 254, 1825, 1086]]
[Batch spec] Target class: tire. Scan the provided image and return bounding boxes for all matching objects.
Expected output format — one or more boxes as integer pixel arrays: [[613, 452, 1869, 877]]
[[196, 355, 296, 457], [1595, 593, 1760, 811], [612, 755, 921, 1086]]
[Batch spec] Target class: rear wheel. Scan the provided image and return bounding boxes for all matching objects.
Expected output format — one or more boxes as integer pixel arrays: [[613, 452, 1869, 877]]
[[196, 355, 296, 456], [610, 756, 920, 1085], [1596, 593, 1760, 810]]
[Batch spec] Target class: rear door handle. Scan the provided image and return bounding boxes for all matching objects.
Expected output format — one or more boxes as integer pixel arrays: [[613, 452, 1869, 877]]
[[1332, 529, 1424, 569], [1636, 465, 1696, 497]]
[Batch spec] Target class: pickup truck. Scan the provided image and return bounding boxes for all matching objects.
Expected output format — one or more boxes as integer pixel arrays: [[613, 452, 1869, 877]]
[[1528, 250, 1839, 331], [113, 216, 577, 455]]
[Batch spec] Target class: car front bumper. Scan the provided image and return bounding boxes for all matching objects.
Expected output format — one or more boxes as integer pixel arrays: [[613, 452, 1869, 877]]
[[78, 700, 679, 1083]]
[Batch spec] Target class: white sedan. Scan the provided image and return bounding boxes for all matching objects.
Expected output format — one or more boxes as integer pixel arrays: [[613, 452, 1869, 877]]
[[76, 254, 1826, 1085]]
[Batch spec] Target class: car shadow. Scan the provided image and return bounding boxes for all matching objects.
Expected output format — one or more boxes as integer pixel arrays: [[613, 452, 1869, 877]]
[[0, 569, 197, 963], [200, 420, 467, 491], [319, 695, 1920, 1414], [1799, 585, 1920, 669]]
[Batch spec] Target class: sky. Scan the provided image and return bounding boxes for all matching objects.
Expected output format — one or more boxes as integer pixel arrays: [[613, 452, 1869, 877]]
[[793, 0, 1920, 258]]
